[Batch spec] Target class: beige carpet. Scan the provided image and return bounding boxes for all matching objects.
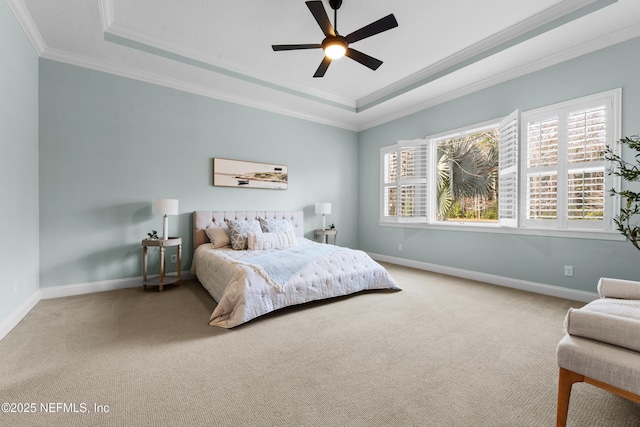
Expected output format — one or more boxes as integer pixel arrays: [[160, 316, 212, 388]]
[[1, 263, 639, 427]]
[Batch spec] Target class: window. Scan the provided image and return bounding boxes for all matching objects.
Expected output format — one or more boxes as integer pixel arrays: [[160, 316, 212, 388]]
[[521, 90, 618, 230], [381, 116, 516, 226], [435, 125, 500, 223], [381, 140, 428, 223], [380, 89, 620, 235]]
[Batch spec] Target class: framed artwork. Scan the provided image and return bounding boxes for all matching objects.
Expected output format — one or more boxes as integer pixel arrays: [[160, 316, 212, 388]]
[[213, 158, 288, 190]]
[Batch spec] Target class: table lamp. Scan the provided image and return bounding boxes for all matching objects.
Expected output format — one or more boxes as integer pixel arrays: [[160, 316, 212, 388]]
[[315, 202, 331, 230], [152, 199, 179, 240]]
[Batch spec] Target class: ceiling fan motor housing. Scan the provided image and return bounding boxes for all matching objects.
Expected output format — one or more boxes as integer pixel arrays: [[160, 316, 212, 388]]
[[322, 35, 348, 51]]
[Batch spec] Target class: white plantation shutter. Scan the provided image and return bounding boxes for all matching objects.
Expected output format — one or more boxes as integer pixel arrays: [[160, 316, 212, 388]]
[[567, 106, 606, 163], [566, 105, 608, 226], [567, 168, 605, 221], [528, 117, 559, 168], [380, 140, 428, 223], [380, 89, 617, 232], [522, 89, 618, 230], [397, 140, 428, 222], [382, 147, 398, 219], [527, 172, 558, 220], [525, 115, 560, 226], [498, 110, 519, 227]]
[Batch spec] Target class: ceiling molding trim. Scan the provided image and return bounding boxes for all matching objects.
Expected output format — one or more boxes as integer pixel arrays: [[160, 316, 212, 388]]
[[102, 24, 356, 112], [358, 22, 640, 131], [36, 22, 640, 134], [38, 47, 357, 131], [356, 0, 618, 112], [5, 0, 46, 55], [98, 0, 351, 109]]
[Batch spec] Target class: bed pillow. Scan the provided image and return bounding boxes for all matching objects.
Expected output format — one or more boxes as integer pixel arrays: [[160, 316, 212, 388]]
[[226, 219, 262, 250], [259, 217, 294, 233], [247, 230, 297, 251], [204, 227, 231, 249]]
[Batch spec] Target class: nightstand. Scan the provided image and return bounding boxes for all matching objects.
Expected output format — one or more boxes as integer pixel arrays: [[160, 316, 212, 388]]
[[142, 237, 182, 292], [314, 229, 337, 245]]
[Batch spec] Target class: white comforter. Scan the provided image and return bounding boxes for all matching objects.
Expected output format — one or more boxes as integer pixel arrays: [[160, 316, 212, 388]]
[[193, 238, 400, 328]]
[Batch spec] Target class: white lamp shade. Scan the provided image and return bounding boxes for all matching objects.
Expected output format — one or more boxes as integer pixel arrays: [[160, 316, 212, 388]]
[[315, 203, 331, 215], [152, 199, 179, 216]]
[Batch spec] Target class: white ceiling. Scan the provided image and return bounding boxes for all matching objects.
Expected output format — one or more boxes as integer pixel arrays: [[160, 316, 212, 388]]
[[8, 0, 640, 130]]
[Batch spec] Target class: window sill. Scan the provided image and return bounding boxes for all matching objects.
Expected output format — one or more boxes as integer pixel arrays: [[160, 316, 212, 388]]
[[378, 221, 626, 241]]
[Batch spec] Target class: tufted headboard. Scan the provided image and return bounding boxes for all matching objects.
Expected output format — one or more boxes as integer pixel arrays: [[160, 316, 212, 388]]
[[193, 210, 304, 249]]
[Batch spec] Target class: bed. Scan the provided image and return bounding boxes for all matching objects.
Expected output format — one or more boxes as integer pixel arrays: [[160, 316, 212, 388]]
[[192, 210, 400, 328]]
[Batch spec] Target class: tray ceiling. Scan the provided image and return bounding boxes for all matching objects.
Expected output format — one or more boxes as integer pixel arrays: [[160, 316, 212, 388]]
[[8, 0, 640, 130]]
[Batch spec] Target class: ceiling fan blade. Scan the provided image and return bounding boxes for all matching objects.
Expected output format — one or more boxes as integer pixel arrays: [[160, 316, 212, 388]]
[[306, 1, 336, 37], [313, 56, 332, 78], [345, 48, 383, 71], [272, 44, 322, 51], [344, 14, 398, 44]]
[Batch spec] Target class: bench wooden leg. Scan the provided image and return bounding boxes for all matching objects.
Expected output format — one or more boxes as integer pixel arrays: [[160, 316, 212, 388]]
[[557, 367, 584, 427]]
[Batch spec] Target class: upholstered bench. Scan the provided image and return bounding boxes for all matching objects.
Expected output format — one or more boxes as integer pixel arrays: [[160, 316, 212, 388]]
[[556, 278, 640, 426]]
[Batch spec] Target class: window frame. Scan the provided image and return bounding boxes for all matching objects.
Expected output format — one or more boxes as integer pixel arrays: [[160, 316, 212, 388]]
[[520, 89, 620, 231], [379, 88, 622, 240], [380, 139, 429, 224], [429, 119, 504, 226]]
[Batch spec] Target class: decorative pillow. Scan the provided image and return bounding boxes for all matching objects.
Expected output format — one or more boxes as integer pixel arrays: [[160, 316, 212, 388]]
[[259, 217, 294, 233], [204, 227, 231, 249], [247, 230, 297, 251], [226, 219, 262, 250]]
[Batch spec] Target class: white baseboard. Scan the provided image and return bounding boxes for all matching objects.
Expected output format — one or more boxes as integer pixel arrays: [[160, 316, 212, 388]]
[[39, 271, 193, 300], [369, 253, 598, 303], [39, 276, 142, 299], [0, 291, 40, 342], [1, 271, 193, 342]]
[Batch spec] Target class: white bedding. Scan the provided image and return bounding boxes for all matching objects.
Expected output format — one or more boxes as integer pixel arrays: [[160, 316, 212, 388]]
[[193, 237, 400, 328]]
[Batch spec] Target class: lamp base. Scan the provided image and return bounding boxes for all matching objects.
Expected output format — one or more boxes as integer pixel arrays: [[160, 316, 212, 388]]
[[162, 215, 169, 240]]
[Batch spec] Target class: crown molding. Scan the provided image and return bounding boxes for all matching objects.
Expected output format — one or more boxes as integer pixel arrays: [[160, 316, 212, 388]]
[[358, 21, 640, 131], [356, 0, 617, 111], [39, 47, 358, 131], [102, 24, 356, 112], [95, 0, 357, 128], [34, 19, 640, 134], [9, 0, 638, 132], [100, 0, 618, 117], [98, 0, 355, 112], [5, 0, 46, 54]]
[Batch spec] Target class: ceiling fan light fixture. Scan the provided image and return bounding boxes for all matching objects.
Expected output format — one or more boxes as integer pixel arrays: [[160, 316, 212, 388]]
[[272, 1, 398, 77], [323, 37, 347, 59]]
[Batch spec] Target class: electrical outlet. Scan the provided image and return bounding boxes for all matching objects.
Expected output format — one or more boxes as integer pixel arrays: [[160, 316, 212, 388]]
[[13, 281, 18, 294], [171, 254, 177, 263], [564, 265, 574, 277], [398, 244, 403, 251]]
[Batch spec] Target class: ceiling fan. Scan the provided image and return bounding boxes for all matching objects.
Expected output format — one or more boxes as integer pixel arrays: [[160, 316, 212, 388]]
[[271, 0, 398, 78]]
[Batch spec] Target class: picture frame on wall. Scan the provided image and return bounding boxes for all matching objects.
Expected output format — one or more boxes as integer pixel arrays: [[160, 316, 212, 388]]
[[212, 158, 288, 190]]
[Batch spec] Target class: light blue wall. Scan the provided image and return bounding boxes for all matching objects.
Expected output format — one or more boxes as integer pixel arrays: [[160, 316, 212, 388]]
[[0, 2, 40, 321], [39, 59, 358, 288], [358, 36, 640, 294], [7, 4, 640, 314]]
